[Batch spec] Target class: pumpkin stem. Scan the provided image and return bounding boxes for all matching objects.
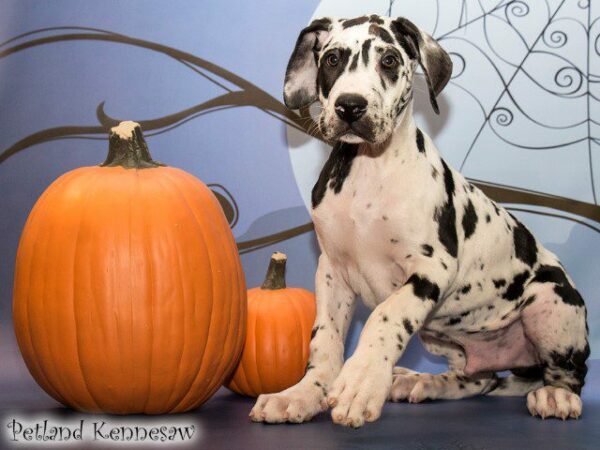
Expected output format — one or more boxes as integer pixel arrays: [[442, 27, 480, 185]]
[[101, 121, 165, 169], [261, 252, 287, 290]]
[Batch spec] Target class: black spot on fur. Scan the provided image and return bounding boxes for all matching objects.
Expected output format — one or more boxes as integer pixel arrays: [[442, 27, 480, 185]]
[[342, 16, 369, 28], [462, 199, 478, 239], [533, 265, 585, 307], [317, 47, 351, 98], [285, 88, 313, 111], [446, 317, 461, 326], [390, 19, 419, 60], [548, 344, 590, 394], [493, 279, 506, 289], [361, 39, 372, 66], [382, 315, 389, 322], [502, 270, 530, 301], [486, 214, 491, 223], [312, 142, 358, 208], [434, 160, 458, 258], [369, 24, 394, 43], [460, 284, 471, 295], [421, 244, 434, 257], [512, 366, 544, 379], [348, 52, 359, 71], [520, 295, 536, 309], [407, 274, 440, 302], [395, 97, 410, 117], [416, 128, 425, 153], [403, 319, 414, 335], [379, 74, 387, 90], [513, 220, 538, 267], [369, 14, 384, 25], [310, 326, 319, 340]]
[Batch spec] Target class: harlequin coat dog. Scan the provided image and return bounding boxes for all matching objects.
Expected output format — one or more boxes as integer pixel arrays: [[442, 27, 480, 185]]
[[249, 15, 590, 427]]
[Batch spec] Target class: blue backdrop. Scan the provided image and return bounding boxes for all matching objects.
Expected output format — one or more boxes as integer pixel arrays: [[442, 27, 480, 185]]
[[1, 0, 598, 394]]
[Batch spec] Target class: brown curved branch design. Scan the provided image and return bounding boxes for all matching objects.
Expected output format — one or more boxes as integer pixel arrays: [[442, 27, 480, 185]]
[[0, 27, 598, 253], [0, 29, 320, 164]]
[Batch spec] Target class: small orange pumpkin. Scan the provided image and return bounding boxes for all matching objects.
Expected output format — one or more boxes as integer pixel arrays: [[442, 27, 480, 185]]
[[12, 121, 246, 414], [227, 252, 316, 397]]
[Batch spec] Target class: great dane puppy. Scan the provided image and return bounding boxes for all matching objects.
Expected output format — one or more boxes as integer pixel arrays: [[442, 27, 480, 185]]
[[250, 15, 590, 428]]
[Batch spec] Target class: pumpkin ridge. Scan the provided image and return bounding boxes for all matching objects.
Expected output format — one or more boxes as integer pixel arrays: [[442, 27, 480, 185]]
[[69, 170, 110, 412], [159, 171, 220, 413], [15, 170, 86, 406], [298, 290, 317, 363], [253, 294, 271, 393], [184, 180, 243, 410], [285, 290, 309, 380], [45, 170, 112, 411], [153, 171, 220, 412], [136, 169, 197, 413], [185, 173, 244, 406], [140, 171, 158, 414], [236, 346, 254, 396], [147, 173, 190, 412], [159, 171, 218, 413]]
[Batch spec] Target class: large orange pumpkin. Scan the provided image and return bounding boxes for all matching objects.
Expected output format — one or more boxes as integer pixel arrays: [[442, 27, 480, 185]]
[[12, 121, 246, 414], [227, 252, 315, 397]]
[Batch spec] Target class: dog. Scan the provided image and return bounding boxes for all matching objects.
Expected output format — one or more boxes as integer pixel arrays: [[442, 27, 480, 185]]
[[249, 15, 590, 428]]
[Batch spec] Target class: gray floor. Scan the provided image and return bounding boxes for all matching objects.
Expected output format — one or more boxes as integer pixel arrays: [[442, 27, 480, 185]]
[[1, 362, 599, 450]]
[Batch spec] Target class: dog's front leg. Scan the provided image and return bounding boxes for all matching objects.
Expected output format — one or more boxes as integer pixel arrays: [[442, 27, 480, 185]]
[[249, 253, 355, 423], [328, 274, 441, 427]]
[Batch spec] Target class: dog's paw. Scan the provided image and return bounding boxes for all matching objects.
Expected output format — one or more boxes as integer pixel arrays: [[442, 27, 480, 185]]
[[249, 383, 327, 424], [326, 356, 391, 428], [527, 386, 582, 420]]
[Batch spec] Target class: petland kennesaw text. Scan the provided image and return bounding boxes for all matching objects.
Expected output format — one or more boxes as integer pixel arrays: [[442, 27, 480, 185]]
[[5, 418, 196, 444]]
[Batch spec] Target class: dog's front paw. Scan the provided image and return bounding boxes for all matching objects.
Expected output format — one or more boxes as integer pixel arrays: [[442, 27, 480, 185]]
[[527, 386, 582, 420], [327, 356, 392, 428], [249, 382, 327, 424]]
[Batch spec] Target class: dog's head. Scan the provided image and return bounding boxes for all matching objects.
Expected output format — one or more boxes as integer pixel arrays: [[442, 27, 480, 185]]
[[284, 15, 452, 145]]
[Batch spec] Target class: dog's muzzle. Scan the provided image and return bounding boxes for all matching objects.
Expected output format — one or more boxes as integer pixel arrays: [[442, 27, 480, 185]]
[[332, 94, 374, 142]]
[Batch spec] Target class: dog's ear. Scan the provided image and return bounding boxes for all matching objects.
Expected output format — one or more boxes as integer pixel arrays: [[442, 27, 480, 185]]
[[283, 18, 333, 109], [391, 18, 452, 114]]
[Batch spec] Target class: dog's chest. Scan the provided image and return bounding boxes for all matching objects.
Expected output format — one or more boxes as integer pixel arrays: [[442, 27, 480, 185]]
[[311, 155, 424, 305]]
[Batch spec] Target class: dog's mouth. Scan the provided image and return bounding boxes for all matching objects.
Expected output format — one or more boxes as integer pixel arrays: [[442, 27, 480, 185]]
[[331, 120, 375, 144]]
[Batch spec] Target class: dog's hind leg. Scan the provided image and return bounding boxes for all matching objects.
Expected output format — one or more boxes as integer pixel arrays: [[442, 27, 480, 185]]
[[487, 374, 543, 397], [519, 265, 590, 419], [390, 368, 497, 402], [390, 333, 496, 402]]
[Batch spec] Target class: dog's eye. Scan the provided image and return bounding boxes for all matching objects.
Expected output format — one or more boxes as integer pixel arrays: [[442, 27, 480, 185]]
[[381, 54, 399, 69], [326, 53, 339, 67]]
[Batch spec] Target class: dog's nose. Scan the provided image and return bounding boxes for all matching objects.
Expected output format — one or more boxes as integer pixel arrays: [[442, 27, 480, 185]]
[[335, 94, 368, 123]]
